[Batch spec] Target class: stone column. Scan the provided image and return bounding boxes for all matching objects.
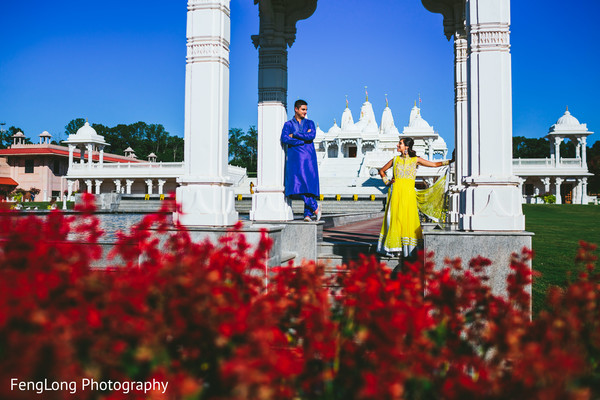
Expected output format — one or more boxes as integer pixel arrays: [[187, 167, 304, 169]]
[[67, 179, 75, 201], [113, 179, 122, 193], [457, 0, 524, 230], [574, 178, 582, 204], [99, 145, 105, 166], [87, 144, 93, 169], [158, 179, 166, 195], [422, 1, 466, 225], [541, 177, 551, 194], [337, 139, 343, 158], [555, 177, 563, 204], [517, 177, 525, 203], [145, 179, 154, 195], [94, 179, 103, 195], [553, 136, 562, 165], [174, 0, 238, 226], [249, 0, 317, 221], [579, 136, 587, 166], [125, 180, 134, 195], [582, 177, 588, 204], [68, 145, 75, 169], [426, 138, 434, 160], [85, 179, 93, 193]]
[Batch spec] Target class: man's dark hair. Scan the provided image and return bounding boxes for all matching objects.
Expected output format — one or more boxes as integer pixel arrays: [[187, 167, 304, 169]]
[[294, 99, 308, 109]]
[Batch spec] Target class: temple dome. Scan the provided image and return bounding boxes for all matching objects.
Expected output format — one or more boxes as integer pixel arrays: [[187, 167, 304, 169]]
[[327, 121, 342, 136], [354, 101, 378, 134], [64, 121, 107, 146], [556, 109, 580, 126], [340, 107, 354, 130], [407, 105, 432, 129], [548, 108, 591, 136], [380, 105, 400, 135], [75, 122, 100, 139]]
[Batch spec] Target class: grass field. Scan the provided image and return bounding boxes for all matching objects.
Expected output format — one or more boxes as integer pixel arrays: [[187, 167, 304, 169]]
[[523, 204, 600, 313]]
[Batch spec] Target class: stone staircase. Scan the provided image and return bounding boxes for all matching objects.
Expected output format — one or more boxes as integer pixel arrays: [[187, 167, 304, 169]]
[[317, 240, 397, 266], [234, 198, 385, 214]]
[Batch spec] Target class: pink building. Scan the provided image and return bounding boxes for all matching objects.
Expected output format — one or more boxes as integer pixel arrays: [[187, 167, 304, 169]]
[[0, 130, 140, 201]]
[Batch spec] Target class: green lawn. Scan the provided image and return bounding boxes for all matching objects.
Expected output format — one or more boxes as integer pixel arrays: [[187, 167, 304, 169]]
[[523, 204, 600, 313]]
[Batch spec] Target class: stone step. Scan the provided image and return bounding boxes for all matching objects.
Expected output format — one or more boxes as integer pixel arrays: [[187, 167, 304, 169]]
[[234, 199, 385, 214], [317, 240, 397, 266]]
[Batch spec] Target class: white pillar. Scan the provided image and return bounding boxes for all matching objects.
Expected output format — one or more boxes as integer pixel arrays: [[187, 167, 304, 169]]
[[125, 180, 134, 195], [579, 136, 587, 166], [250, 102, 293, 220], [458, 0, 524, 231], [67, 180, 75, 201], [68, 145, 75, 169], [113, 179, 122, 193], [582, 177, 588, 204], [555, 177, 563, 204], [337, 139, 343, 158], [145, 179, 154, 195], [174, 0, 238, 226], [249, 1, 303, 221], [99, 145, 105, 166], [85, 179, 93, 194], [554, 136, 562, 165], [87, 144, 93, 169], [448, 18, 468, 225], [541, 177, 551, 194], [158, 179, 166, 195], [94, 179, 103, 195]]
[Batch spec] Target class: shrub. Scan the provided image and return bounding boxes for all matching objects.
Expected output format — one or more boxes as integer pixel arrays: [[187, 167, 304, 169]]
[[0, 195, 598, 399], [542, 193, 556, 204]]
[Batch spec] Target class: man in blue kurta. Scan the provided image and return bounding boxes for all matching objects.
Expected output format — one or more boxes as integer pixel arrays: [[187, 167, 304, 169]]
[[281, 99, 321, 221]]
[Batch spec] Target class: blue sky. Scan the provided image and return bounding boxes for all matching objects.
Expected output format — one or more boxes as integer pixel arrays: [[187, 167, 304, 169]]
[[1, 1, 599, 151]]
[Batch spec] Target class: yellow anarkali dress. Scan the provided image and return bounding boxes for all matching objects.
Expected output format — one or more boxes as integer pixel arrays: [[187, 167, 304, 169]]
[[377, 156, 422, 257]]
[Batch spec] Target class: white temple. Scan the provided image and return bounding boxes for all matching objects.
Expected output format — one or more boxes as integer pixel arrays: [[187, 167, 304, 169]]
[[313, 96, 449, 194]]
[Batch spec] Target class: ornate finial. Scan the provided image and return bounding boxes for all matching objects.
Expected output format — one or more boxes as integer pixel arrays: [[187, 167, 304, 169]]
[[334, 118, 337, 125], [385, 94, 389, 108], [414, 100, 417, 107], [365, 86, 368, 102], [345, 95, 348, 108], [566, 105, 569, 112]]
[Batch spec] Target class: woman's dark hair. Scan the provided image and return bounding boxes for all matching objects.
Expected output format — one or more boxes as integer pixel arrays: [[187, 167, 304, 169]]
[[400, 137, 417, 157]]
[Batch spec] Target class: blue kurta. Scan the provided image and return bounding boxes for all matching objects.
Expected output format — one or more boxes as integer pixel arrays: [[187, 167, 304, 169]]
[[281, 118, 320, 196]]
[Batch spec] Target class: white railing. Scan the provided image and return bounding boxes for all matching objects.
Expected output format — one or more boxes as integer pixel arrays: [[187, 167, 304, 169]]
[[512, 158, 583, 168], [70, 162, 185, 170], [512, 158, 554, 167]]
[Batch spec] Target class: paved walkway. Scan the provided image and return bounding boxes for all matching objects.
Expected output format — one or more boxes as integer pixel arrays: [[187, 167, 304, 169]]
[[322, 217, 382, 244]]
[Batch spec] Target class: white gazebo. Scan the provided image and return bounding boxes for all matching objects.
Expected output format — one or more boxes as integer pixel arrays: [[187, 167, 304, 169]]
[[513, 108, 593, 205]]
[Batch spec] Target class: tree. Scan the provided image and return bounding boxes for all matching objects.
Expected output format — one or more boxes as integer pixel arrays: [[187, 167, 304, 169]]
[[64, 118, 86, 137], [0, 123, 9, 149], [63, 119, 184, 162], [513, 136, 550, 158], [228, 126, 258, 173], [587, 141, 600, 194]]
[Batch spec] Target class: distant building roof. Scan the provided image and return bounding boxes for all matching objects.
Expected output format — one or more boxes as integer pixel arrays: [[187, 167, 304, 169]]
[[0, 177, 18, 186]]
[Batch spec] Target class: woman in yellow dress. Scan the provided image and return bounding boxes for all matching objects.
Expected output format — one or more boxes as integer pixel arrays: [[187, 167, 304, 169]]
[[377, 137, 452, 260]]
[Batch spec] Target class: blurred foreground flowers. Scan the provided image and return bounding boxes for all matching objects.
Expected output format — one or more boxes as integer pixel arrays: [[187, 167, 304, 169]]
[[0, 195, 599, 399]]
